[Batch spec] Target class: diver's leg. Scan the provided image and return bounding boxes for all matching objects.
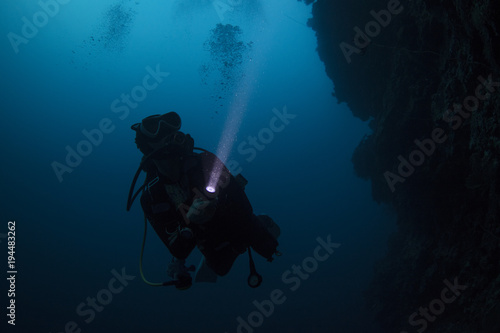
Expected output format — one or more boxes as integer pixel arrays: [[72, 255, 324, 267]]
[[201, 242, 240, 276]]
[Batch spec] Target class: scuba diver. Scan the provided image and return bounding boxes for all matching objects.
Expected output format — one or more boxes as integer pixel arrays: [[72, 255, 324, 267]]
[[127, 112, 280, 290]]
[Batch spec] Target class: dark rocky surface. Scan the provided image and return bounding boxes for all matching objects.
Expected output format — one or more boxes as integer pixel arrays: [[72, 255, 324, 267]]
[[301, 0, 500, 332]]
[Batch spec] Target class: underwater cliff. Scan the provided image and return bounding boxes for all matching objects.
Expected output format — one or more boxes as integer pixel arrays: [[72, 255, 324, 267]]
[[302, 0, 500, 332]]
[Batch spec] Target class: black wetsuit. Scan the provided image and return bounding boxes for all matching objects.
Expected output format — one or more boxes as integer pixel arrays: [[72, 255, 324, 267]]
[[140, 151, 278, 276]]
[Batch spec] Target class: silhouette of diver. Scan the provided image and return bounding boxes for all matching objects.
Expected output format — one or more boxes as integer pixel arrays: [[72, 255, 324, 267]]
[[127, 112, 280, 289]]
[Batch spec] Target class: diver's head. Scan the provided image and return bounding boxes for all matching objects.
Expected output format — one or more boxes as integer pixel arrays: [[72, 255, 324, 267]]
[[131, 112, 194, 157], [127, 112, 193, 209]]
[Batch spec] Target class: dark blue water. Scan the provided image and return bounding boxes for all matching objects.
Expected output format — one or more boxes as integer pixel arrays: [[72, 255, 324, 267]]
[[1, 1, 395, 332]]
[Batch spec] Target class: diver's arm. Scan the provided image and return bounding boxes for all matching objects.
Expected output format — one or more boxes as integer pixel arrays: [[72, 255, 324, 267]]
[[186, 196, 217, 224]]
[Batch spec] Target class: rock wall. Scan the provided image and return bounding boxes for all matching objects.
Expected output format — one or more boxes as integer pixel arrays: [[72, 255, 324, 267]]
[[302, 0, 500, 332]]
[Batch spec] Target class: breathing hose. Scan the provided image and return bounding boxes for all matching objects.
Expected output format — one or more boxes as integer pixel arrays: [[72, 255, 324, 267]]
[[139, 213, 165, 287]]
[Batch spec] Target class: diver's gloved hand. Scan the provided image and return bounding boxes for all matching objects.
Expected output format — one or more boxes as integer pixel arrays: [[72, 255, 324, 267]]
[[167, 258, 195, 290], [186, 197, 217, 224]]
